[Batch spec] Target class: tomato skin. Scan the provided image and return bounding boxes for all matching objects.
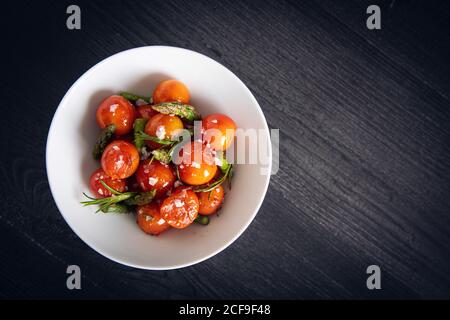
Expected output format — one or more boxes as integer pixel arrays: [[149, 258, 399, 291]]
[[153, 79, 190, 104], [96, 95, 136, 135], [202, 114, 237, 151], [177, 141, 217, 186], [89, 168, 127, 198], [160, 187, 199, 229], [135, 104, 158, 120], [136, 203, 170, 235], [135, 159, 176, 198], [101, 140, 140, 180], [198, 185, 225, 215], [144, 113, 184, 149]]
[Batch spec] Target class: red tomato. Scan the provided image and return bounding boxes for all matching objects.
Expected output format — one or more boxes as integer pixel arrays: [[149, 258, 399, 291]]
[[198, 185, 225, 215], [136, 203, 170, 235], [160, 187, 199, 229], [177, 141, 217, 186], [135, 104, 158, 119], [153, 79, 190, 104], [144, 113, 184, 149], [89, 168, 127, 198], [101, 140, 140, 179], [96, 95, 136, 135], [202, 114, 237, 151], [135, 159, 176, 198]]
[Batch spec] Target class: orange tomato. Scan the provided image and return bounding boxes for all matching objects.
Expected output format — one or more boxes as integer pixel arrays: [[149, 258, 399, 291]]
[[89, 168, 127, 198], [96, 95, 136, 135], [202, 114, 236, 151], [160, 187, 199, 229], [198, 185, 224, 215], [135, 159, 176, 198], [101, 140, 139, 179], [135, 104, 158, 120], [177, 141, 217, 186], [144, 113, 184, 149], [152, 79, 190, 104], [136, 203, 170, 235]]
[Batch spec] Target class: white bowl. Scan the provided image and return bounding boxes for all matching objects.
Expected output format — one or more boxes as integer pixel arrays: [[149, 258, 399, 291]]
[[46, 46, 271, 270]]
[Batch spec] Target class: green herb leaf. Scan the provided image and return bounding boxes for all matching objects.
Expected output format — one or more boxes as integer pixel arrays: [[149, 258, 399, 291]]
[[101, 203, 130, 214], [92, 124, 116, 160], [120, 92, 152, 104], [133, 118, 148, 150], [134, 131, 175, 146], [152, 102, 201, 121]]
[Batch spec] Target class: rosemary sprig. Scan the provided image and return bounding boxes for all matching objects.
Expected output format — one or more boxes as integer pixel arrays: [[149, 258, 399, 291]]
[[81, 180, 156, 212]]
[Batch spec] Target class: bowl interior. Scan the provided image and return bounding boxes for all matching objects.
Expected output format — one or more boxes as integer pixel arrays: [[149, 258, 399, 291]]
[[46, 46, 271, 269]]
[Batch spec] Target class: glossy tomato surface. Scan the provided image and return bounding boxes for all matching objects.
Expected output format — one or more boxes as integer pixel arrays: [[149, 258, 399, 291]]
[[177, 141, 217, 185], [135, 104, 158, 119], [135, 159, 176, 198], [202, 114, 237, 151], [198, 185, 225, 215], [144, 113, 184, 149], [96, 95, 136, 135], [152, 79, 190, 104], [89, 168, 127, 198], [136, 203, 170, 235], [160, 187, 199, 229], [101, 140, 140, 179]]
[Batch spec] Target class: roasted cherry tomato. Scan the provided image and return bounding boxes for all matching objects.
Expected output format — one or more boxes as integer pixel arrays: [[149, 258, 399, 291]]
[[96, 95, 136, 135], [89, 168, 127, 198], [177, 141, 217, 186], [101, 140, 140, 179], [152, 79, 190, 104], [198, 185, 224, 215], [135, 104, 158, 119], [135, 159, 176, 198], [144, 113, 184, 149], [136, 203, 170, 235], [202, 114, 237, 151], [160, 187, 199, 229]]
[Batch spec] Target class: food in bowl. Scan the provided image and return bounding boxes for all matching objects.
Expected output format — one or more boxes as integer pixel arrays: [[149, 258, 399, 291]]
[[81, 79, 237, 236]]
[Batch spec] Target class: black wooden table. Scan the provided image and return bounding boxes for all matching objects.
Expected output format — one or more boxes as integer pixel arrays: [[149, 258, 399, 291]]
[[1, 0, 449, 299]]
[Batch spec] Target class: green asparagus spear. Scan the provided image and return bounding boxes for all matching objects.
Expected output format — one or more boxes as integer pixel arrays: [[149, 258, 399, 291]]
[[152, 102, 201, 121], [119, 92, 152, 104], [92, 124, 116, 160]]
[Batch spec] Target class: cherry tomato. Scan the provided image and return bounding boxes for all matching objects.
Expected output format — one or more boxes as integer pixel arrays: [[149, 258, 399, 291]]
[[198, 185, 224, 215], [89, 168, 127, 198], [96, 95, 136, 135], [135, 104, 158, 119], [160, 187, 199, 229], [152, 79, 190, 104], [177, 141, 217, 186], [144, 113, 184, 149], [136, 203, 170, 235], [135, 159, 176, 198], [101, 140, 140, 179], [202, 114, 237, 151]]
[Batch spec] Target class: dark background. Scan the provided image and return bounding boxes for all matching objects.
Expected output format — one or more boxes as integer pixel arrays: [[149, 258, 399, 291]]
[[1, 0, 449, 299]]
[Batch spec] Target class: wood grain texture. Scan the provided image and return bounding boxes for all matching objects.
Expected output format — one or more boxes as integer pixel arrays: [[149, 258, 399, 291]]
[[1, 0, 449, 299]]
